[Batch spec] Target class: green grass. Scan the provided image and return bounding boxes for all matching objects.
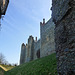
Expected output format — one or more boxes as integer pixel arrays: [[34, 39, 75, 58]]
[[0, 67, 5, 75], [0, 67, 4, 72], [1, 64, 15, 71], [4, 53, 57, 75]]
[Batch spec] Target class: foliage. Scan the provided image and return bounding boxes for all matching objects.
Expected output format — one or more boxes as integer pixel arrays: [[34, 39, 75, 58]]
[[0, 53, 5, 64], [0, 67, 5, 75], [0, 53, 9, 65], [4, 53, 57, 75], [1, 64, 15, 71]]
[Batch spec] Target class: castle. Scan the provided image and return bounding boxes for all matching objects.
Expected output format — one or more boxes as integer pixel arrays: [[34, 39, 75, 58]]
[[20, 0, 75, 74], [20, 18, 55, 64]]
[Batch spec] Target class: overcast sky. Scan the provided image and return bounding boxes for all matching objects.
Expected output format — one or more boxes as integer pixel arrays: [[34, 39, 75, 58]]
[[0, 0, 52, 64]]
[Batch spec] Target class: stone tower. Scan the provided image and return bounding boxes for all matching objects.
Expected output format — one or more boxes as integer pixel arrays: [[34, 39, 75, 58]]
[[52, 0, 75, 74], [40, 18, 55, 57], [25, 44, 28, 62], [27, 35, 34, 62], [20, 43, 26, 64]]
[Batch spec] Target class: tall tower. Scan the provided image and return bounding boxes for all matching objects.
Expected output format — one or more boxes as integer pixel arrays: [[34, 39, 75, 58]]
[[27, 35, 34, 62], [40, 18, 55, 57], [20, 43, 26, 64]]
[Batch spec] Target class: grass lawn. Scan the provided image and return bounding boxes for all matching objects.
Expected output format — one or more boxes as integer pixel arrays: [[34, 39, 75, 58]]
[[4, 53, 57, 75]]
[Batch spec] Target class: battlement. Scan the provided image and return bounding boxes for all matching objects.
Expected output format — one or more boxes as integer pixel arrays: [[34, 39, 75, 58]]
[[22, 43, 25, 46], [40, 18, 55, 37], [40, 18, 45, 26], [28, 35, 34, 39], [28, 35, 34, 43]]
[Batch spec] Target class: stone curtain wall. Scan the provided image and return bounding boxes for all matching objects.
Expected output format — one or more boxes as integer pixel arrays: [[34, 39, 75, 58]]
[[52, 0, 75, 74], [34, 39, 40, 60], [40, 19, 55, 57], [20, 19, 55, 64]]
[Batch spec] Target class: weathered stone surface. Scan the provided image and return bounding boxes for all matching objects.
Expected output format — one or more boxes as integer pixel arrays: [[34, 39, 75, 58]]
[[27, 36, 34, 62], [52, 0, 70, 24], [20, 43, 26, 64], [25, 44, 28, 62], [40, 18, 55, 57], [34, 39, 40, 60], [52, 0, 75, 74]]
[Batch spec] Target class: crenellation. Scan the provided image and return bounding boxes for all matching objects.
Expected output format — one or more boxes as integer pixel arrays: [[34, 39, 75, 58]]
[[40, 18, 45, 26], [43, 18, 45, 24]]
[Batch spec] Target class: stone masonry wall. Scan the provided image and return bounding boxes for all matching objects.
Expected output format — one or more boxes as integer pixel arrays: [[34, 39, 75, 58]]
[[27, 36, 34, 62], [52, 0, 75, 74], [25, 44, 28, 62], [20, 43, 26, 64], [20, 19, 55, 64], [34, 39, 40, 60], [40, 18, 55, 57]]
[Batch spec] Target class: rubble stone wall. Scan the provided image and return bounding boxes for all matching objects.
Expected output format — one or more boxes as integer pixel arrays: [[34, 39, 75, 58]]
[[52, 0, 75, 74]]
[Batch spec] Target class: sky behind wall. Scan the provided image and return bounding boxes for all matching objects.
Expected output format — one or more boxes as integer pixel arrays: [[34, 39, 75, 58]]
[[0, 0, 52, 64]]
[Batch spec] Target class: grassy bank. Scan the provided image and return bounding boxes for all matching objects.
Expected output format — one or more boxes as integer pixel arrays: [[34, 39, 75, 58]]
[[1, 64, 15, 71], [5, 53, 57, 75], [0, 67, 5, 75]]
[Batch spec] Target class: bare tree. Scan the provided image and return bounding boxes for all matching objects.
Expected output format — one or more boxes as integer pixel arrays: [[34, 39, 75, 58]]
[[0, 53, 5, 64]]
